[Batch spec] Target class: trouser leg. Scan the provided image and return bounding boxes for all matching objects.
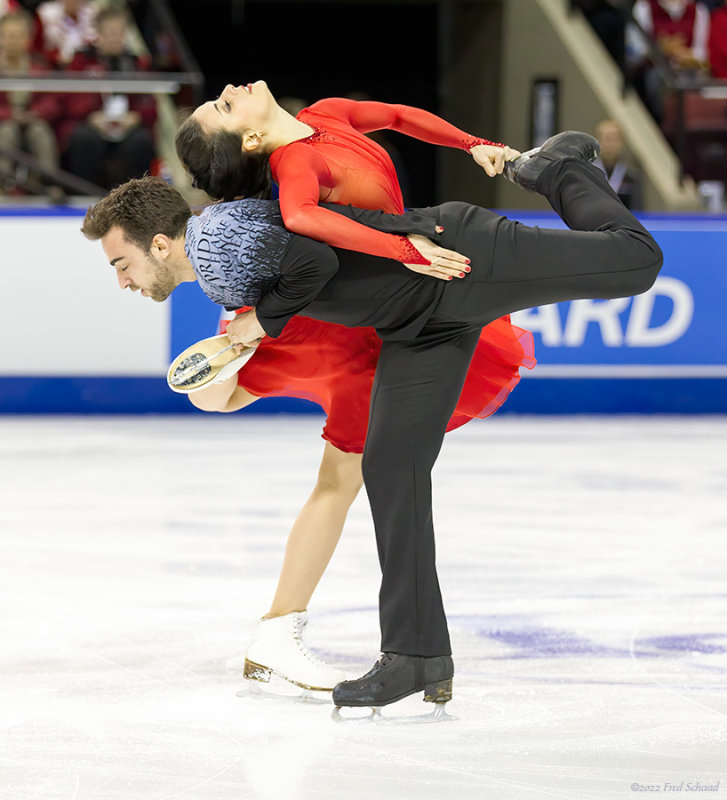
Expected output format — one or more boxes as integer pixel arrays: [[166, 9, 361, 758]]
[[437, 160, 664, 325], [361, 324, 481, 657]]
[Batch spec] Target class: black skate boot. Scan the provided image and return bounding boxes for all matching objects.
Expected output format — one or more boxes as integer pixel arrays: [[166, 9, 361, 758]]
[[332, 652, 453, 709], [504, 131, 600, 193]]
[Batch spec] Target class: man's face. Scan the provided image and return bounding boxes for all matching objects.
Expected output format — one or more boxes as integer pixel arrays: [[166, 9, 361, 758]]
[[101, 226, 177, 302]]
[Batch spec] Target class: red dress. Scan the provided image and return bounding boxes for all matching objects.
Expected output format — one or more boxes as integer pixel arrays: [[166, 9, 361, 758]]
[[229, 98, 535, 453]]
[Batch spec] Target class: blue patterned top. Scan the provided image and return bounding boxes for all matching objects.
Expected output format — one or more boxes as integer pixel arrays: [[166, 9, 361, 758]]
[[185, 199, 292, 308]]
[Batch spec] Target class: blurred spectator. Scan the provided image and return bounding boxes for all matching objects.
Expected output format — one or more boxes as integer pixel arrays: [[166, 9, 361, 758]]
[[631, 0, 710, 70], [61, 5, 156, 188], [0, 9, 62, 196], [709, 1, 727, 76], [628, 1, 710, 120], [594, 118, 643, 208], [37, 0, 97, 65]]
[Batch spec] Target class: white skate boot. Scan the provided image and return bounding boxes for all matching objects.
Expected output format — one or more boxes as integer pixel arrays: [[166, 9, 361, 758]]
[[243, 611, 346, 692]]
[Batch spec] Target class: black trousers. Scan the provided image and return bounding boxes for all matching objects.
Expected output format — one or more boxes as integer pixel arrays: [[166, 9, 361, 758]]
[[362, 159, 663, 657]]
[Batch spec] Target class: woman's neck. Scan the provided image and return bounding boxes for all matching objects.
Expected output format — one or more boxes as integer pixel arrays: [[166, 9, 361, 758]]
[[263, 105, 315, 151]]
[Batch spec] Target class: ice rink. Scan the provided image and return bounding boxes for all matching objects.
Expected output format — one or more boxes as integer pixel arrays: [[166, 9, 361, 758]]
[[1, 414, 725, 800]]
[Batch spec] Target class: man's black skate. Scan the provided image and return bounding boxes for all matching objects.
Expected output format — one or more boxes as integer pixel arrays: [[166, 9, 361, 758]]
[[332, 652, 453, 708], [504, 131, 600, 193]]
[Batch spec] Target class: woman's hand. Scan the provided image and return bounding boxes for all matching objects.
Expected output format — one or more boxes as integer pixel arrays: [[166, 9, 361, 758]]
[[470, 143, 521, 176], [226, 309, 266, 350], [404, 234, 471, 281]]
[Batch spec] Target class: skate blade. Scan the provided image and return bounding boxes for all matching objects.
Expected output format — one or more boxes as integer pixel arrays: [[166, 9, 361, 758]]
[[237, 674, 331, 704], [332, 703, 456, 725], [243, 658, 337, 694]]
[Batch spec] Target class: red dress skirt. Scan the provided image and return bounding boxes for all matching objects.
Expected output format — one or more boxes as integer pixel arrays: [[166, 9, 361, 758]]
[[222, 314, 535, 454]]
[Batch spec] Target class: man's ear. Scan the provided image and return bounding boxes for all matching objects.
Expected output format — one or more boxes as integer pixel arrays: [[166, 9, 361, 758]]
[[151, 233, 172, 259], [242, 131, 263, 153]]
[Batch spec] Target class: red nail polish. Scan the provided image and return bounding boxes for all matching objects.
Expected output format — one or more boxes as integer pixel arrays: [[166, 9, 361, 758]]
[[465, 259, 471, 265], [464, 266, 471, 273], [459, 272, 465, 278]]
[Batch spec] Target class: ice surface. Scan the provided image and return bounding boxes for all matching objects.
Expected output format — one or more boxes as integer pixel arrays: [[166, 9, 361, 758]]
[[0, 415, 725, 799]]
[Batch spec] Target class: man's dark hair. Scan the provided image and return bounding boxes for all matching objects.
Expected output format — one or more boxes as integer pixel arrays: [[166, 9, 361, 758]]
[[81, 176, 192, 251], [175, 115, 272, 202]]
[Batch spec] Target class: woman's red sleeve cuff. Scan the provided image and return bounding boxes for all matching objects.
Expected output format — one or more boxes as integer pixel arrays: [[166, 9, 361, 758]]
[[465, 136, 504, 150], [399, 237, 429, 265]]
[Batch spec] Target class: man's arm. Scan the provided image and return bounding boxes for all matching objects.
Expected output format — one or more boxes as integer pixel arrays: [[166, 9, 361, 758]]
[[320, 203, 441, 238], [319, 203, 473, 281], [253, 237, 340, 338]]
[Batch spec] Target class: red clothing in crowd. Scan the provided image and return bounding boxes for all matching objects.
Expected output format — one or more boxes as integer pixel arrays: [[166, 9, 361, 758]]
[[709, 5, 727, 77], [55, 47, 156, 150], [647, 0, 698, 45]]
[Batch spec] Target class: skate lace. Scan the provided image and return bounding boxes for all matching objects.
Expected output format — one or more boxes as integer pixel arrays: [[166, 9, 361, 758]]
[[292, 615, 330, 667], [359, 652, 394, 680]]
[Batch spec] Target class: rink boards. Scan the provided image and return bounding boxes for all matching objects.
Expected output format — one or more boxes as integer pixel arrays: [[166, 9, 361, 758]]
[[1, 208, 725, 414]]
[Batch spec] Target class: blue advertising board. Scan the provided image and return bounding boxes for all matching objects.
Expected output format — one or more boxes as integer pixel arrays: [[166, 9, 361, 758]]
[[1, 210, 725, 414], [503, 213, 727, 413]]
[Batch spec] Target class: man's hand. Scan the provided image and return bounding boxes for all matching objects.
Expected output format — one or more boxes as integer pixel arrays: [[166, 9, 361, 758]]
[[404, 234, 471, 281], [470, 143, 521, 176], [226, 309, 266, 350]]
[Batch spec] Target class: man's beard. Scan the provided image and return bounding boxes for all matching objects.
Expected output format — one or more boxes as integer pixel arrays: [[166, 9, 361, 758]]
[[146, 253, 177, 302]]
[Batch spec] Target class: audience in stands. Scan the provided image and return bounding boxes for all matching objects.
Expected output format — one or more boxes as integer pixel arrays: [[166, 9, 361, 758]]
[[627, 1, 710, 120], [37, 0, 96, 65], [60, 5, 155, 189], [0, 8, 62, 197], [632, 0, 710, 70], [594, 118, 643, 209]]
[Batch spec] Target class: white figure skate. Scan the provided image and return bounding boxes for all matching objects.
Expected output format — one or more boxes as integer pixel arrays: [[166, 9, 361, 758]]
[[244, 611, 346, 693], [167, 334, 256, 393]]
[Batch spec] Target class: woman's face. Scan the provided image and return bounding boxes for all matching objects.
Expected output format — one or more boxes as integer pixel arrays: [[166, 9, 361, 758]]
[[193, 81, 275, 137]]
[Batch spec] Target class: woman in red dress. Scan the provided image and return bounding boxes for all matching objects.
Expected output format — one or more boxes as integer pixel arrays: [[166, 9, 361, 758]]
[[175, 82, 534, 693]]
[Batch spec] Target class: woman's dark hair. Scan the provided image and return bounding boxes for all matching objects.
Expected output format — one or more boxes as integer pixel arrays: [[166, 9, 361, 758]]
[[175, 115, 272, 201]]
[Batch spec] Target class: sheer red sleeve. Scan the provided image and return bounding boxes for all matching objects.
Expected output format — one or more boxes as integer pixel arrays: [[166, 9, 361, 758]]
[[312, 97, 502, 151], [272, 142, 428, 264]]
